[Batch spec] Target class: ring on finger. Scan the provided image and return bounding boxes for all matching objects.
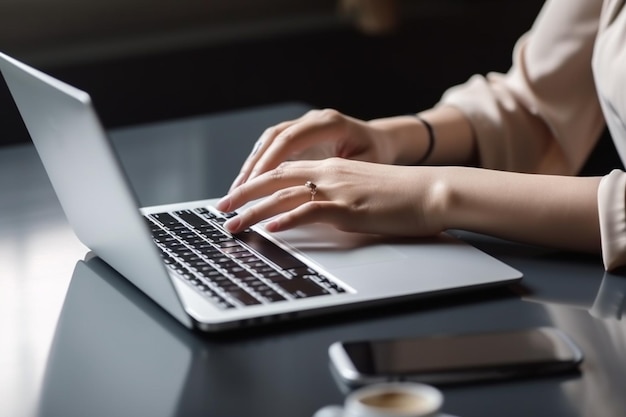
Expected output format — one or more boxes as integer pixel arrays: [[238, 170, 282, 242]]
[[305, 181, 317, 201]]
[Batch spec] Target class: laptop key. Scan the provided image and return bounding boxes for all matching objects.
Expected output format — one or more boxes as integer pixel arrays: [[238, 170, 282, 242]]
[[215, 239, 241, 248], [194, 207, 217, 219], [175, 210, 210, 229], [226, 288, 261, 306], [259, 289, 286, 302], [148, 210, 339, 308], [235, 230, 306, 270], [151, 212, 181, 228], [277, 277, 330, 298]]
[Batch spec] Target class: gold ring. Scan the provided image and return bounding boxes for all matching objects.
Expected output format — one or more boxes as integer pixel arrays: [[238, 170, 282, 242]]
[[305, 181, 317, 201]]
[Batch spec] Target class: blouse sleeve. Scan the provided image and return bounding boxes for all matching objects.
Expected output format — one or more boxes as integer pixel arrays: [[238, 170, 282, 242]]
[[437, 0, 606, 175], [598, 170, 626, 271]]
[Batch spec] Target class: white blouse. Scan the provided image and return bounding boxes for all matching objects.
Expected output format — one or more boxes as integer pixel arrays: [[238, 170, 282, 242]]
[[437, 0, 626, 270]]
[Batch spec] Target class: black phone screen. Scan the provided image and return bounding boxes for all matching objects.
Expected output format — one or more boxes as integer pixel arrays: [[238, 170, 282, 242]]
[[342, 327, 582, 376]]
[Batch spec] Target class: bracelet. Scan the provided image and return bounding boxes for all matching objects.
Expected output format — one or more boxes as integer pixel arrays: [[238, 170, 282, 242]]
[[414, 114, 435, 165]]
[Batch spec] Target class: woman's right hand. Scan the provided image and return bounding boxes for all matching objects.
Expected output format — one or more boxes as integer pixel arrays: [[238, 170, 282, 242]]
[[229, 109, 425, 191]]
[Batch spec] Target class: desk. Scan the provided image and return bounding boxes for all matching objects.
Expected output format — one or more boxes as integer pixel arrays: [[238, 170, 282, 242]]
[[1, 103, 625, 417]]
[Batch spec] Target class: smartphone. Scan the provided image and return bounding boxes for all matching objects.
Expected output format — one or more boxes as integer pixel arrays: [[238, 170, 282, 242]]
[[329, 327, 584, 386]]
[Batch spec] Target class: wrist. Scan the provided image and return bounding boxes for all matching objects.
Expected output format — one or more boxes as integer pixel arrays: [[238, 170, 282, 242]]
[[422, 167, 455, 233], [368, 116, 431, 165], [413, 114, 435, 165], [422, 166, 487, 234], [428, 166, 495, 233]]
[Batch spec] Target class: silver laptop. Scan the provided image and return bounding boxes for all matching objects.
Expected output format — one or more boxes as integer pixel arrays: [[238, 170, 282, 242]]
[[0, 52, 522, 332]]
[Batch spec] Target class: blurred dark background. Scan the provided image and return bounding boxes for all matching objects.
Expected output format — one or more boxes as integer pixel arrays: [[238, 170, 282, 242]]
[[0, 0, 550, 146]]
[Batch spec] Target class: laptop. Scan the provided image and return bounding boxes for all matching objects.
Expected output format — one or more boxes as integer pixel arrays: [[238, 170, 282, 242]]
[[0, 52, 522, 332]]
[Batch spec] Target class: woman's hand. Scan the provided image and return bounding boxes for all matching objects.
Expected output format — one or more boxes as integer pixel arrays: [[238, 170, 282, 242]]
[[218, 157, 445, 237], [229, 109, 427, 191], [218, 157, 603, 256]]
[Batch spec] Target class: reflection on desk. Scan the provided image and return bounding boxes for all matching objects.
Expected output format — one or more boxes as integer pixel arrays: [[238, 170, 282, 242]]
[[518, 255, 626, 321], [589, 273, 626, 321], [504, 251, 626, 417], [38, 255, 331, 417]]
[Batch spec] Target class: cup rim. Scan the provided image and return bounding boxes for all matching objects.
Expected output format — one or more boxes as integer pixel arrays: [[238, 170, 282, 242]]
[[345, 382, 444, 417]]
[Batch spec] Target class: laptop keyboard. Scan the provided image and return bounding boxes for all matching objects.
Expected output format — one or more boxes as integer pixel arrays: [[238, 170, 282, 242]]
[[145, 207, 346, 309]]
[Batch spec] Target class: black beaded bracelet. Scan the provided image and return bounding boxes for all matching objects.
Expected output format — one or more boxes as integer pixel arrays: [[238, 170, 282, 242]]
[[414, 114, 435, 165]]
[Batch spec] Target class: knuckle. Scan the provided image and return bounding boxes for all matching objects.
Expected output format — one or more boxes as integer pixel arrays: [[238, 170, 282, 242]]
[[276, 160, 294, 171], [230, 183, 246, 202], [270, 162, 289, 180], [324, 156, 343, 165], [276, 121, 291, 129], [274, 130, 294, 145], [319, 156, 344, 174], [319, 108, 340, 120], [263, 125, 280, 137], [305, 201, 325, 212], [273, 188, 294, 202], [319, 109, 345, 126], [241, 206, 257, 224], [305, 108, 343, 125]]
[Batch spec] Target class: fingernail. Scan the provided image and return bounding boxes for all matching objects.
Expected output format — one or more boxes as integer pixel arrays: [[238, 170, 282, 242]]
[[224, 217, 241, 233], [216, 195, 231, 212], [265, 219, 279, 232]]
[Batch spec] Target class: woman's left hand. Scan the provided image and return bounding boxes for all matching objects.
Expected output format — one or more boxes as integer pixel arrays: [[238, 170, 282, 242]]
[[216, 157, 444, 237]]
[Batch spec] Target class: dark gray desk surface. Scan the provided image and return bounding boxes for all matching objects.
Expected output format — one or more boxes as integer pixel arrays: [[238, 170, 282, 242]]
[[2, 103, 626, 417]]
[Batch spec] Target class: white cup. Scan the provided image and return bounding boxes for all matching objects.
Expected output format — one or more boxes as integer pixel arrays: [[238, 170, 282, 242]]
[[314, 382, 444, 417]]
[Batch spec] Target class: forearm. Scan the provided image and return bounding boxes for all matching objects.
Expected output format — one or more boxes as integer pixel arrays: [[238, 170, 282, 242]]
[[368, 106, 478, 166], [432, 167, 602, 253]]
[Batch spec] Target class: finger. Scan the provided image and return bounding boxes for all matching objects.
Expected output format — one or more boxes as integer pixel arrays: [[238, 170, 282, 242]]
[[223, 184, 316, 233], [265, 201, 344, 233], [246, 111, 346, 182], [219, 161, 320, 212], [229, 120, 294, 191], [232, 110, 322, 189]]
